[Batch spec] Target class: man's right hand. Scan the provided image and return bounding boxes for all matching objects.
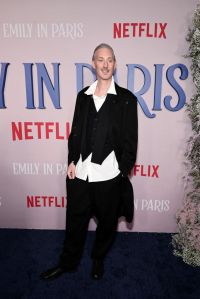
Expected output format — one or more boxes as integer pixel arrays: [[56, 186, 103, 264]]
[[67, 162, 76, 179]]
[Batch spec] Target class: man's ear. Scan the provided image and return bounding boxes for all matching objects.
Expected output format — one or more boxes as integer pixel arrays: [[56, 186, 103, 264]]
[[92, 60, 96, 70]]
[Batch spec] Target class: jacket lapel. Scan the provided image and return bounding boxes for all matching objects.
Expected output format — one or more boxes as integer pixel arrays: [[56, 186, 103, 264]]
[[80, 94, 91, 156]]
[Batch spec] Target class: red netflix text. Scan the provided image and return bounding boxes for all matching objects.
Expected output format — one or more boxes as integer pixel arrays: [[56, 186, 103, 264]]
[[27, 195, 66, 208], [113, 22, 167, 39], [131, 164, 159, 178], [11, 121, 70, 141]]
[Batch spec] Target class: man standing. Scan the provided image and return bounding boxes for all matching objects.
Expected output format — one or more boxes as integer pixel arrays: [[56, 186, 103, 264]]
[[40, 43, 138, 280]]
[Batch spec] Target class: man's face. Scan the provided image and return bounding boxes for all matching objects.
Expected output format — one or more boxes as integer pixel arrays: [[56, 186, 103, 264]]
[[92, 47, 116, 81]]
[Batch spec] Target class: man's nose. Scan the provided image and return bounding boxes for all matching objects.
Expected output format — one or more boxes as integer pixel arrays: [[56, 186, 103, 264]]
[[103, 60, 108, 67]]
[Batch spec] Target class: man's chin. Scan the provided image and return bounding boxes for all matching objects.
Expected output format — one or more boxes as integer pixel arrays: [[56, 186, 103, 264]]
[[99, 74, 112, 81]]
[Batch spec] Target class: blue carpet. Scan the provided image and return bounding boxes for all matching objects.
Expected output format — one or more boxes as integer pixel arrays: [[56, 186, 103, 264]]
[[0, 229, 199, 299]]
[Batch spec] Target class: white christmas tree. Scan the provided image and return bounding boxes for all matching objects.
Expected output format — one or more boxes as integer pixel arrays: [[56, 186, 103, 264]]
[[172, 3, 200, 266]]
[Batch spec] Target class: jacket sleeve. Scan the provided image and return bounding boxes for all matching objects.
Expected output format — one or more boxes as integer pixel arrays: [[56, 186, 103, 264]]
[[68, 92, 81, 165], [118, 94, 138, 176]]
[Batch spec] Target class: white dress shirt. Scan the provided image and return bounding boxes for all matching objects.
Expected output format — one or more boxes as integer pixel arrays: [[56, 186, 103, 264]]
[[75, 77, 120, 182]]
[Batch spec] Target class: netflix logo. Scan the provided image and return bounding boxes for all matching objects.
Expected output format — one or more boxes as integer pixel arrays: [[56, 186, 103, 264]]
[[11, 121, 70, 141], [27, 195, 66, 208], [131, 164, 159, 178], [113, 22, 167, 39]]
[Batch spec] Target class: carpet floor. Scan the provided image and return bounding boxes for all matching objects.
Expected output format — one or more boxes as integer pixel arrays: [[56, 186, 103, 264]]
[[0, 229, 199, 299]]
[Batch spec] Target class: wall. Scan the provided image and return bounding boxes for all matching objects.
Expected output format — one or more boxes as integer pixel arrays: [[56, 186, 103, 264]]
[[0, 0, 198, 232]]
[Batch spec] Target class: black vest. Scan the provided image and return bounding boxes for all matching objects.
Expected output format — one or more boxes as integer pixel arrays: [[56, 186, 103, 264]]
[[81, 96, 113, 163]]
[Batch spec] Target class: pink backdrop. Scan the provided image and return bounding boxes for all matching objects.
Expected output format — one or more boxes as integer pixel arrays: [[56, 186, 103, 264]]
[[0, 0, 198, 232]]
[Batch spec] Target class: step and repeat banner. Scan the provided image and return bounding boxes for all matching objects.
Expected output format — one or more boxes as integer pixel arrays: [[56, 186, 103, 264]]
[[0, 0, 198, 232]]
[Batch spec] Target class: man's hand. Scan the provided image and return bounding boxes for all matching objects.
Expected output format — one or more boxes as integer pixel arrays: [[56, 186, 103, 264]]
[[67, 162, 76, 179]]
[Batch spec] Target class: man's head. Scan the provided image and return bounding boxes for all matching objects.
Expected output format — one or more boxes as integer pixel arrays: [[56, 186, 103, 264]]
[[92, 43, 116, 81], [92, 43, 116, 62]]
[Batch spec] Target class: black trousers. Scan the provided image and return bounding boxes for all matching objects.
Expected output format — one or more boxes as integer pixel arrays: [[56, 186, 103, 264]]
[[59, 174, 121, 268]]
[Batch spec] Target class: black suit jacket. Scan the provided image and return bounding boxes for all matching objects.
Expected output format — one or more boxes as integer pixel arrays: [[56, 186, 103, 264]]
[[68, 83, 138, 177]]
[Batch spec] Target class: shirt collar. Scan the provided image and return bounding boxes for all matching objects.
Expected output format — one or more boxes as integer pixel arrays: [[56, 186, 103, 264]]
[[84, 77, 117, 95]]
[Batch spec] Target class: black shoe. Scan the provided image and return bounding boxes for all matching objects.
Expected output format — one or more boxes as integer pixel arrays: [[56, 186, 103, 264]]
[[40, 265, 76, 280], [91, 260, 104, 279]]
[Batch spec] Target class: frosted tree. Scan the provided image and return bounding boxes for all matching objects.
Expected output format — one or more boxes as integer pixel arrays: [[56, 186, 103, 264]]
[[172, 3, 200, 266]]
